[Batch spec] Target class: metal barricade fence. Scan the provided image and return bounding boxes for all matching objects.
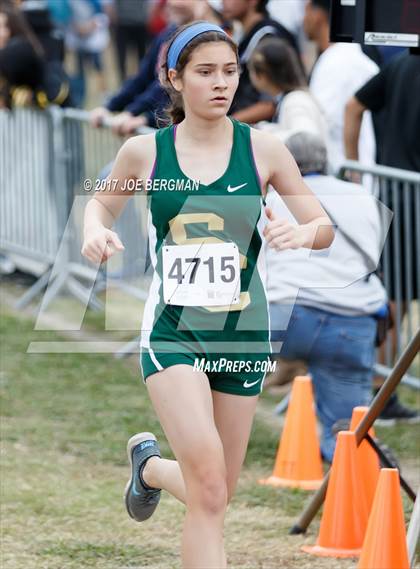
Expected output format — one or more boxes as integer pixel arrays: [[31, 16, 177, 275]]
[[0, 108, 61, 264], [61, 108, 150, 292], [0, 107, 152, 315], [338, 161, 420, 384]]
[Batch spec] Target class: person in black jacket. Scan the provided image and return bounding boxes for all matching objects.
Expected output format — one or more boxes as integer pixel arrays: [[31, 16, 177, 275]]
[[345, 52, 420, 173], [0, 3, 44, 108], [21, 1, 72, 107], [0, 1, 72, 108], [223, 0, 301, 124], [344, 52, 420, 425]]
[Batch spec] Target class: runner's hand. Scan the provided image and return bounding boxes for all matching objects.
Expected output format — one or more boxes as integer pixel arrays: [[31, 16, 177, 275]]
[[263, 207, 312, 251], [81, 227, 124, 264]]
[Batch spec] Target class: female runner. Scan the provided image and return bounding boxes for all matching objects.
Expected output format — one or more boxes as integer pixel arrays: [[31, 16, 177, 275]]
[[82, 21, 334, 569]]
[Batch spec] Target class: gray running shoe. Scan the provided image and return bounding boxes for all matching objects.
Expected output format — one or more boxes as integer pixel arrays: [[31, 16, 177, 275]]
[[124, 432, 161, 522]]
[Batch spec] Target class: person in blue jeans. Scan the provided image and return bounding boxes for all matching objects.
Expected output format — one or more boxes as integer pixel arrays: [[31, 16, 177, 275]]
[[266, 132, 388, 462]]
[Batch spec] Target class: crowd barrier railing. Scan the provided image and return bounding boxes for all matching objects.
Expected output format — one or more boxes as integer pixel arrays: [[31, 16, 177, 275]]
[[1, 107, 152, 316], [338, 161, 419, 385]]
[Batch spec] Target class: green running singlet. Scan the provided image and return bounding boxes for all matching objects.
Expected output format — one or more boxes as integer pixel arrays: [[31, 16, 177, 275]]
[[140, 118, 272, 396]]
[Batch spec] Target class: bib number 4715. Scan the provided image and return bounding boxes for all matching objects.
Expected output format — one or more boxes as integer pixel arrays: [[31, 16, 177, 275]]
[[162, 242, 240, 306], [168, 255, 236, 284]]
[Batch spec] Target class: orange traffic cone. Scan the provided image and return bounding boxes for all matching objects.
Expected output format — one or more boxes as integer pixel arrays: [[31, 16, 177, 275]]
[[302, 431, 369, 557], [350, 406, 380, 511], [259, 376, 323, 490], [358, 468, 410, 569]]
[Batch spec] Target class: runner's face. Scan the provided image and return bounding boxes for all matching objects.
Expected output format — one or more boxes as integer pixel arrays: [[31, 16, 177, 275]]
[[175, 42, 239, 120]]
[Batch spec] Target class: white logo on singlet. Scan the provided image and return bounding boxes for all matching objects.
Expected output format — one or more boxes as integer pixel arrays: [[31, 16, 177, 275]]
[[227, 183, 248, 193]]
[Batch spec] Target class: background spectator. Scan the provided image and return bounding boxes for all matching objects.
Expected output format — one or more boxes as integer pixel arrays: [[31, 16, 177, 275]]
[[22, 0, 65, 61], [363, 44, 407, 69], [303, 0, 378, 174], [266, 132, 388, 461], [267, 0, 305, 38], [20, 0, 72, 107], [248, 36, 326, 141], [0, 2, 45, 108], [223, 0, 300, 124], [112, 0, 151, 82], [345, 52, 420, 173], [47, 0, 71, 31], [344, 52, 420, 425], [148, 0, 169, 38], [66, 0, 110, 107]]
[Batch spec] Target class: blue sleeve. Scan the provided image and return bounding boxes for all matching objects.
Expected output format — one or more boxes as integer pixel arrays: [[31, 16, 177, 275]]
[[106, 28, 170, 112], [106, 51, 156, 111], [125, 80, 169, 117]]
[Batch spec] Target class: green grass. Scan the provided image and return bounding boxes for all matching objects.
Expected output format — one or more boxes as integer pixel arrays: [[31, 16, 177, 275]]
[[375, 383, 420, 461], [1, 315, 163, 463], [0, 310, 312, 569], [38, 542, 168, 567], [376, 420, 420, 459], [1, 304, 418, 569]]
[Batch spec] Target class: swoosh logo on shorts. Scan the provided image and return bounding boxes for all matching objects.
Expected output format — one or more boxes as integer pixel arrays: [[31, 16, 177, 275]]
[[227, 183, 248, 193], [243, 378, 260, 388]]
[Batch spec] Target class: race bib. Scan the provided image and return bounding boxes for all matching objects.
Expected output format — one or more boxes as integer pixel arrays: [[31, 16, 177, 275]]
[[162, 242, 241, 306]]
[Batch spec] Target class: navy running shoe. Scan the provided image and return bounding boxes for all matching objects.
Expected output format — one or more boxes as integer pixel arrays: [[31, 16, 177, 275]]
[[124, 432, 161, 522]]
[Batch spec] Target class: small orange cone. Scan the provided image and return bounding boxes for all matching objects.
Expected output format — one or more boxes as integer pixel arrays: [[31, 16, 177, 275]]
[[358, 468, 410, 569], [259, 376, 323, 490], [302, 431, 369, 557], [350, 406, 380, 510]]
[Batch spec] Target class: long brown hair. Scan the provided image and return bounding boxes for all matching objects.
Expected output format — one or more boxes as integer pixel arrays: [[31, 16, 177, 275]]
[[248, 37, 307, 93], [0, 3, 44, 56], [159, 23, 239, 125]]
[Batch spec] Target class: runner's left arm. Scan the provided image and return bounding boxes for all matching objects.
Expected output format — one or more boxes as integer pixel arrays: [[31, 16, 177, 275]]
[[259, 133, 335, 251]]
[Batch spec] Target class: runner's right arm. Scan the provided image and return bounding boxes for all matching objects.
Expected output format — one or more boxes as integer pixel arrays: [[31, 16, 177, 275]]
[[82, 134, 154, 264]]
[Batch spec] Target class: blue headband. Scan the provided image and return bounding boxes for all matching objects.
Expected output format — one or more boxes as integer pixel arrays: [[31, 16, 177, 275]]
[[167, 22, 227, 70]]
